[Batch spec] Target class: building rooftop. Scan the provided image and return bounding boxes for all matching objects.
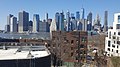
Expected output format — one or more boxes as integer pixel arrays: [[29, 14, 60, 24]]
[[0, 46, 50, 60]]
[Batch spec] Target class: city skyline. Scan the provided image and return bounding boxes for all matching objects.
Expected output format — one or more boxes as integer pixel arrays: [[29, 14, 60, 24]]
[[0, 0, 120, 30]]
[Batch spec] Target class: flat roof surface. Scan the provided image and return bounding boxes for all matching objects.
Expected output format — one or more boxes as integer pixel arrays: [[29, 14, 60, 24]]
[[0, 46, 50, 60]]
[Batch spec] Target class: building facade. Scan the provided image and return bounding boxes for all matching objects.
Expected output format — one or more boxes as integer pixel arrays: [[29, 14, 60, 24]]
[[39, 21, 49, 32], [10, 16, 17, 32], [33, 14, 39, 33], [103, 11, 108, 32], [5, 14, 13, 32], [80, 8, 85, 19], [105, 13, 120, 56], [59, 11, 64, 31], [51, 31, 88, 67], [18, 11, 29, 33]]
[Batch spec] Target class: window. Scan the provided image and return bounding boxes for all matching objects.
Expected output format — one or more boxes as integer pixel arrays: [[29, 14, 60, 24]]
[[116, 50, 118, 53], [108, 48, 110, 51], [80, 44, 84, 48], [71, 40, 74, 43], [114, 41, 115, 44], [112, 45, 115, 48], [113, 36, 116, 39], [117, 45, 119, 48], [109, 32, 111, 39], [118, 16, 120, 23], [114, 32, 116, 35], [112, 49, 113, 52], [117, 41, 120, 44], [108, 41, 111, 47], [118, 32, 120, 35], [71, 52, 73, 56], [116, 24, 120, 29]]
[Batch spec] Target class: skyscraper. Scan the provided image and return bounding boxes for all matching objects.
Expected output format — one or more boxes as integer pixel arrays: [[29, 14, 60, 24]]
[[45, 13, 48, 22], [76, 11, 80, 21], [55, 12, 59, 30], [81, 8, 85, 19], [87, 12, 92, 31], [59, 11, 64, 31], [6, 14, 13, 32], [33, 14, 40, 33], [39, 21, 49, 32], [66, 11, 70, 31], [10, 16, 17, 32], [18, 11, 29, 33], [104, 11, 108, 32], [28, 21, 33, 32]]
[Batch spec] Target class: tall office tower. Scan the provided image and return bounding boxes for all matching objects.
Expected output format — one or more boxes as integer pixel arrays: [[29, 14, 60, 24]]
[[28, 21, 33, 32], [6, 14, 13, 32], [76, 11, 80, 21], [71, 17, 77, 30], [33, 14, 39, 33], [66, 11, 70, 31], [96, 14, 101, 26], [81, 19, 87, 31], [55, 12, 59, 30], [45, 13, 48, 22], [18, 11, 29, 33], [87, 12, 92, 31], [59, 11, 64, 31], [50, 19, 57, 33], [103, 11, 108, 32], [77, 21, 82, 30], [81, 8, 85, 19], [10, 16, 17, 33], [39, 21, 49, 32]]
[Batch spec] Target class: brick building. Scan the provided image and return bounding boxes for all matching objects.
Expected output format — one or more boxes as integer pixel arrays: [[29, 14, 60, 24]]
[[51, 31, 88, 67]]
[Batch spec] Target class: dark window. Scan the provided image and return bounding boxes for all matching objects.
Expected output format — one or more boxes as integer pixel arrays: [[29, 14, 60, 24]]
[[109, 32, 111, 39], [116, 50, 118, 53], [71, 40, 74, 43], [114, 41, 115, 44], [108, 41, 111, 47], [112, 45, 115, 48], [117, 41, 120, 44], [118, 32, 120, 35], [80, 44, 84, 48], [116, 24, 120, 29], [117, 45, 119, 48], [118, 16, 120, 23], [112, 49, 113, 52], [71, 52, 73, 56], [113, 36, 116, 39], [114, 32, 116, 35], [71, 47, 73, 50], [108, 48, 110, 51]]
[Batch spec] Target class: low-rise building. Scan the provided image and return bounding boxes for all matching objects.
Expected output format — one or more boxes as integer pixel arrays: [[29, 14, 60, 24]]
[[51, 31, 88, 67], [105, 13, 120, 56]]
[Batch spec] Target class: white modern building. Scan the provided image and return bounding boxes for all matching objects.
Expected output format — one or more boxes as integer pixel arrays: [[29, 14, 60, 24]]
[[33, 14, 39, 33], [105, 13, 120, 56], [10, 16, 17, 33]]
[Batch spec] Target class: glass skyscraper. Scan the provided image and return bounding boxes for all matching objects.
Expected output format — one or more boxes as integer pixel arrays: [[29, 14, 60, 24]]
[[87, 12, 92, 31], [103, 11, 108, 32], [81, 8, 85, 19], [10, 16, 17, 32], [18, 11, 29, 33], [33, 14, 40, 33], [55, 12, 59, 30], [59, 11, 64, 31], [66, 11, 70, 31], [76, 11, 80, 21]]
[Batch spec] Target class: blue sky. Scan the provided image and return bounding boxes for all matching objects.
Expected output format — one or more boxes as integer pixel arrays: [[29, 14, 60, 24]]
[[0, 0, 120, 30]]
